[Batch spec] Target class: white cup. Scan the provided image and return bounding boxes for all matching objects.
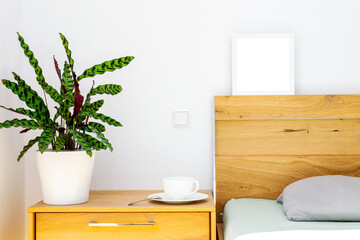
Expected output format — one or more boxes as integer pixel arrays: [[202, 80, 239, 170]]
[[163, 177, 199, 200]]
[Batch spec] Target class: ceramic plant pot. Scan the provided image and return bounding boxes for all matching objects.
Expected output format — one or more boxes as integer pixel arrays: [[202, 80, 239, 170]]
[[36, 150, 95, 205]]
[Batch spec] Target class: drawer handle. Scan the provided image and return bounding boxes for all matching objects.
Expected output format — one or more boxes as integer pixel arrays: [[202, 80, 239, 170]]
[[89, 221, 155, 227]]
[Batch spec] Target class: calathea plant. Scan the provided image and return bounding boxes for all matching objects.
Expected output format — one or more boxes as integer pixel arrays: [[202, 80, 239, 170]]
[[0, 33, 134, 161]]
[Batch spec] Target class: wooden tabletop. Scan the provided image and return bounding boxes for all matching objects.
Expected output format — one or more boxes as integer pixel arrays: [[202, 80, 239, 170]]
[[29, 190, 215, 213]]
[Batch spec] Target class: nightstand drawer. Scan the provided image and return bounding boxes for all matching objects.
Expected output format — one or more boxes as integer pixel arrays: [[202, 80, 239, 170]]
[[36, 212, 210, 240]]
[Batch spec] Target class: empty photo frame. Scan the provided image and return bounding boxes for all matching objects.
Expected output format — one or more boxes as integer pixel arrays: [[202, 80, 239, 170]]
[[232, 33, 294, 95]]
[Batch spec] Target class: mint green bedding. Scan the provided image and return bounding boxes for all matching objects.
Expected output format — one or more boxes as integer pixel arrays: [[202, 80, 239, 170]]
[[223, 198, 360, 240]]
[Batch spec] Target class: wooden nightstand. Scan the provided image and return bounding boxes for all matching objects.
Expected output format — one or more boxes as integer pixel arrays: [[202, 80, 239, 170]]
[[28, 190, 216, 240]]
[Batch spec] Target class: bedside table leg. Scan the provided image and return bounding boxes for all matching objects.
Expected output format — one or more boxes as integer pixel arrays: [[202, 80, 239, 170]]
[[28, 213, 35, 240], [211, 212, 216, 240]]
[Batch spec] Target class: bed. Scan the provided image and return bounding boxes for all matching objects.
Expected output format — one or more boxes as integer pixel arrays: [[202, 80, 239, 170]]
[[214, 95, 360, 240]]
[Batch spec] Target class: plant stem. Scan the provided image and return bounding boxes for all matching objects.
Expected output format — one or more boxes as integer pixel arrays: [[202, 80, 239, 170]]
[[42, 89, 48, 108]]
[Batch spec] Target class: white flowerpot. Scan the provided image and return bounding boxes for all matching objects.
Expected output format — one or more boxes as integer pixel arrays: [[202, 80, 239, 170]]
[[36, 150, 95, 205]]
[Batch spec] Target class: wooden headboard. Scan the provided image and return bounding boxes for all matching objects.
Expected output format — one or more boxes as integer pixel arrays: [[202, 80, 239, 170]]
[[215, 95, 360, 222]]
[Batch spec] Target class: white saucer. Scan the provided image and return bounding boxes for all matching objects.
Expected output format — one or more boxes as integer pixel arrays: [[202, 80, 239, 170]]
[[148, 192, 208, 204]]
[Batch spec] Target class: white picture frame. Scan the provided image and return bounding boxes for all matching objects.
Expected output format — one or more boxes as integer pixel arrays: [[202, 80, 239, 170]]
[[232, 33, 294, 95]]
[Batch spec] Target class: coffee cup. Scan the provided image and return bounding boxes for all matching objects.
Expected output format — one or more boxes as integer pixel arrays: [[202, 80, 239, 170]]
[[163, 177, 199, 200]]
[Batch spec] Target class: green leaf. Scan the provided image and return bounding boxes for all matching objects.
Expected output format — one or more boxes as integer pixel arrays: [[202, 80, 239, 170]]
[[0, 105, 52, 126], [88, 125, 113, 151], [12, 72, 27, 87], [76, 100, 104, 126], [55, 134, 67, 152], [53, 98, 72, 122], [53, 91, 74, 122], [90, 100, 104, 111], [2, 79, 50, 118], [86, 100, 104, 112], [82, 133, 107, 151], [80, 111, 122, 127], [17, 137, 41, 162], [88, 84, 122, 97], [59, 33, 75, 69], [88, 122, 106, 132], [43, 84, 62, 103], [93, 113, 122, 127], [62, 62, 74, 98], [68, 129, 92, 156], [38, 128, 56, 153], [77, 56, 134, 81], [76, 116, 87, 127], [0, 119, 42, 130], [17, 33, 62, 103], [79, 122, 106, 134], [10, 73, 55, 118], [17, 33, 46, 87]]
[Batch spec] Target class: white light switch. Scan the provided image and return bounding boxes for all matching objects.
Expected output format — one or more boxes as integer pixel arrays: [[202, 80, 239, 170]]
[[173, 111, 190, 127]]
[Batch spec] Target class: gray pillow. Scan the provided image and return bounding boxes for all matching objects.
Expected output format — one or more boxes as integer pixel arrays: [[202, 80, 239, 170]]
[[277, 175, 360, 221]]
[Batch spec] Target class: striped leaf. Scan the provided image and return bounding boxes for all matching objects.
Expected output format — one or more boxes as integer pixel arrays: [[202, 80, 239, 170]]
[[76, 117, 87, 128], [17, 33, 62, 103], [11, 73, 61, 111], [79, 122, 106, 134], [92, 113, 122, 127], [11, 73, 55, 111], [85, 100, 104, 112], [53, 106, 71, 122], [55, 134, 67, 151], [88, 122, 106, 132], [76, 100, 104, 126], [82, 133, 107, 151], [12, 72, 27, 87], [78, 98, 104, 121], [80, 110, 122, 127], [17, 137, 41, 162], [53, 92, 74, 122], [53, 99, 72, 122], [0, 119, 42, 130], [43, 84, 62, 103], [38, 128, 56, 153], [11, 72, 42, 102], [17, 33, 46, 87], [92, 100, 104, 112], [68, 129, 92, 156], [2, 80, 50, 117], [15, 108, 49, 124], [0, 105, 52, 126], [77, 56, 134, 81], [62, 62, 74, 98], [88, 84, 122, 97], [88, 125, 113, 151], [59, 33, 75, 69]]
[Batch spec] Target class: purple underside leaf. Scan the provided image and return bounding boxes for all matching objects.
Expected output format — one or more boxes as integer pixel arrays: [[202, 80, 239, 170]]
[[53, 56, 66, 95], [20, 128, 31, 134], [71, 92, 84, 124]]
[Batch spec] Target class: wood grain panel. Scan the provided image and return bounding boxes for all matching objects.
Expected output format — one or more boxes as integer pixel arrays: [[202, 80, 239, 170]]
[[216, 119, 360, 156], [210, 211, 216, 240], [36, 212, 209, 240], [215, 155, 360, 219], [215, 95, 360, 120], [28, 213, 35, 240], [29, 190, 214, 213], [214, 94, 360, 223]]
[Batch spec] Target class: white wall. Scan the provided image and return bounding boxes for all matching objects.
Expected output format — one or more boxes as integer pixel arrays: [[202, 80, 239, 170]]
[[21, 0, 360, 202], [0, 1, 25, 239], [216, 0, 360, 94], [1, 0, 360, 239], [21, 0, 228, 204]]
